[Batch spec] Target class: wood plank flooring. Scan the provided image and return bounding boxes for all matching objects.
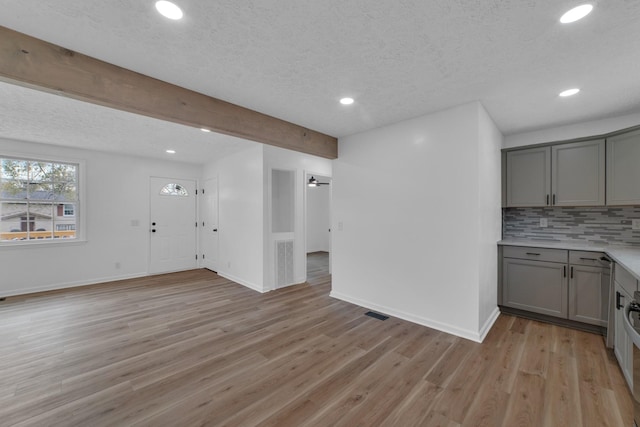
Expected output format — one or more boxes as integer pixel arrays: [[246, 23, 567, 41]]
[[306, 251, 330, 284], [0, 269, 633, 426]]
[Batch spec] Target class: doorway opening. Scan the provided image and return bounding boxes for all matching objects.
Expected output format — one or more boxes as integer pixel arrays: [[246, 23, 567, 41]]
[[305, 173, 331, 284]]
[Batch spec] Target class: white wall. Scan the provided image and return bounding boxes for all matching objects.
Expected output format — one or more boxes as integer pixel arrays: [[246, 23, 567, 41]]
[[263, 146, 332, 289], [203, 145, 265, 292], [332, 102, 502, 342], [477, 105, 504, 334], [306, 180, 331, 253], [0, 138, 202, 297], [504, 111, 640, 149]]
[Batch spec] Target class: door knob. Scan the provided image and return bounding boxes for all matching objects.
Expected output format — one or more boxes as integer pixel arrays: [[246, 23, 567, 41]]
[[152, 222, 156, 226], [213, 228, 218, 232], [151, 229, 156, 233]]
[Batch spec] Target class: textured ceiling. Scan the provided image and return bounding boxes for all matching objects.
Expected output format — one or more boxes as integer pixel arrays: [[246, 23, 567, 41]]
[[0, 82, 257, 164], [1, 0, 640, 158]]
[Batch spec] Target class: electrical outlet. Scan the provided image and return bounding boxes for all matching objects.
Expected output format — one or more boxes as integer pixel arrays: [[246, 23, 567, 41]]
[[633, 219, 640, 230], [540, 218, 548, 227]]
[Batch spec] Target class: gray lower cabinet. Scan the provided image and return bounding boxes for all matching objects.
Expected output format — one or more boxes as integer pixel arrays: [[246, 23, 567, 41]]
[[568, 264, 609, 326], [502, 257, 568, 318], [502, 247, 610, 328], [614, 281, 633, 390]]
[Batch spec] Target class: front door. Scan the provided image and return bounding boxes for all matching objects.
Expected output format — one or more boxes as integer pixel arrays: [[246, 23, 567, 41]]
[[200, 177, 219, 272], [149, 177, 197, 274]]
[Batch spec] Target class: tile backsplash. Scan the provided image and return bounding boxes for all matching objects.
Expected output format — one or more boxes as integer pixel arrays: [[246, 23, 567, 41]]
[[503, 207, 640, 246]]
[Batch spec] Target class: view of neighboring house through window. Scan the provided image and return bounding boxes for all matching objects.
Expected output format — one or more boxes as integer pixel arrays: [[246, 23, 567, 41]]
[[0, 157, 79, 242]]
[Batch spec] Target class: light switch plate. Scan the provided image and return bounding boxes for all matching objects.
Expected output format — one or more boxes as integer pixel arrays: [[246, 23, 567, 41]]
[[540, 218, 548, 227], [633, 219, 640, 230]]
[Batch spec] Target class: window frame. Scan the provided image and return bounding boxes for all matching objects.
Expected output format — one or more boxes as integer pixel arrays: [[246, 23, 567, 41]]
[[0, 152, 86, 247]]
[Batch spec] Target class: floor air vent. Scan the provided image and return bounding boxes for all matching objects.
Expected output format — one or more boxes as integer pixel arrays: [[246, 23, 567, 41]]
[[365, 311, 389, 321]]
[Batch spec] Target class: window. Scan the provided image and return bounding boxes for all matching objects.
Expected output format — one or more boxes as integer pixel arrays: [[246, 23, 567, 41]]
[[1, 156, 80, 243], [63, 204, 75, 217], [160, 183, 189, 196]]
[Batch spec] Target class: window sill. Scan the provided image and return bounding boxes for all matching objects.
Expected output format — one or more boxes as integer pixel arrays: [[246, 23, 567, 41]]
[[0, 239, 88, 250]]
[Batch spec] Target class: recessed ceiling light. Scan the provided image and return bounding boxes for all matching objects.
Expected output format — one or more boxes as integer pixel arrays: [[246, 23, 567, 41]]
[[559, 88, 580, 97], [340, 97, 355, 105], [560, 4, 593, 23], [155, 1, 183, 20], [200, 128, 211, 132], [166, 149, 176, 154]]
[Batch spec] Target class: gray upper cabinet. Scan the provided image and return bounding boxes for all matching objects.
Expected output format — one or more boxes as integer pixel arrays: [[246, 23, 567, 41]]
[[552, 139, 605, 206], [607, 129, 640, 205], [506, 147, 551, 207], [506, 139, 605, 207]]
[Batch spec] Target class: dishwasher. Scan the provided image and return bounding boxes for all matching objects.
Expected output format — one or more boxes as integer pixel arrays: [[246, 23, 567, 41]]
[[623, 291, 640, 426]]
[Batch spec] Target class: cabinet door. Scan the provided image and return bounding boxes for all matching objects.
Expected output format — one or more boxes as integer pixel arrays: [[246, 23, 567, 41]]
[[552, 139, 605, 206], [568, 265, 609, 326], [607, 129, 640, 205], [503, 258, 567, 318], [506, 147, 551, 207], [614, 282, 633, 390]]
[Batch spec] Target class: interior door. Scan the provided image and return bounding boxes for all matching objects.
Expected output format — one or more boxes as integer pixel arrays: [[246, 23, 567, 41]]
[[149, 177, 197, 274], [201, 177, 219, 272]]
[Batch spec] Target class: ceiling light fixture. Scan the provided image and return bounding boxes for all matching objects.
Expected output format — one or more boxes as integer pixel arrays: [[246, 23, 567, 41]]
[[560, 4, 593, 23], [166, 149, 176, 154], [339, 97, 355, 105], [559, 88, 580, 97], [200, 128, 211, 132], [155, 1, 183, 20]]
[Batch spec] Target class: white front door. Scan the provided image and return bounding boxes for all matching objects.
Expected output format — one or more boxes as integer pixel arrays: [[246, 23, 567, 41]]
[[149, 177, 197, 274], [201, 177, 219, 272]]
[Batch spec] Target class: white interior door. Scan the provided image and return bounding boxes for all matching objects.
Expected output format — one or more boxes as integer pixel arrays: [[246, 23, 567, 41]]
[[149, 177, 197, 274], [201, 177, 219, 272]]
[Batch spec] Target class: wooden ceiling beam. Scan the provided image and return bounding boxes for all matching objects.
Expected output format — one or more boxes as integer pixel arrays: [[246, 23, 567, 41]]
[[0, 26, 338, 159]]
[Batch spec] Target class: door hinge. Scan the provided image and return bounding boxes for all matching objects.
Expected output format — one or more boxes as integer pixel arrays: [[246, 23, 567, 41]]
[[195, 222, 198, 227], [202, 188, 205, 194], [202, 221, 205, 227], [196, 254, 198, 260], [203, 254, 205, 259], [196, 189, 198, 195]]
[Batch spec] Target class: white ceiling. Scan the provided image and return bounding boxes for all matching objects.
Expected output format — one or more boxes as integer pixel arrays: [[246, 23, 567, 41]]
[[1, 0, 640, 160]]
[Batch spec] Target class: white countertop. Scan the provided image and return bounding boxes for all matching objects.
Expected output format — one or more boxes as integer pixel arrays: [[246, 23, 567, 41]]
[[499, 239, 640, 282]]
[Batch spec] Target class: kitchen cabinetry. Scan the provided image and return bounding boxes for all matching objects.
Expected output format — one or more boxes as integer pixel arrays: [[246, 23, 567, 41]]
[[568, 252, 610, 326], [502, 246, 609, 327], [505, 139, 605, 207], [614, 263, 638, 390], [607, 128, 640, 205]]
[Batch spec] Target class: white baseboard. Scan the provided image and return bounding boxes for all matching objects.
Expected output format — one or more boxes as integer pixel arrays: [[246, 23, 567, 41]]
[[1, 272, 148, 298], [329, 290, 490, 343], [478, 307, 501, 342], [218, 272, 266, 293]]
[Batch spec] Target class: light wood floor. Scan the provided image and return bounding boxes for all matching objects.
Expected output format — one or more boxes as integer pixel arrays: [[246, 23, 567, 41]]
[[0, 269, 633, 426]]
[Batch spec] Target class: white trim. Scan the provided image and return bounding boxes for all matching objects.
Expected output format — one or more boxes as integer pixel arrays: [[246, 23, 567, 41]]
[[0, 272, 147, 298], [478, 307, 501, 342], [218, 271, 267, 293], [329, 290, 487, 343]]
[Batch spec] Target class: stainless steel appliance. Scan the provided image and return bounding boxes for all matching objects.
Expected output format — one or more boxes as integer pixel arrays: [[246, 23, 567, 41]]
[[623, 291, 640, 426]]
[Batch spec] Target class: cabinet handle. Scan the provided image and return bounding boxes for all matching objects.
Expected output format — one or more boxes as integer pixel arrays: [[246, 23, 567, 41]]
[[617, 291, 624, 310], [552, 194, 556, 205], [600, 256, 612, 263], [563, 265, 566, 277], [526, 252, 541, 256], [546, 194, 550, 205], [579, 257, 598, 261], [570, 266, 574, 279]]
